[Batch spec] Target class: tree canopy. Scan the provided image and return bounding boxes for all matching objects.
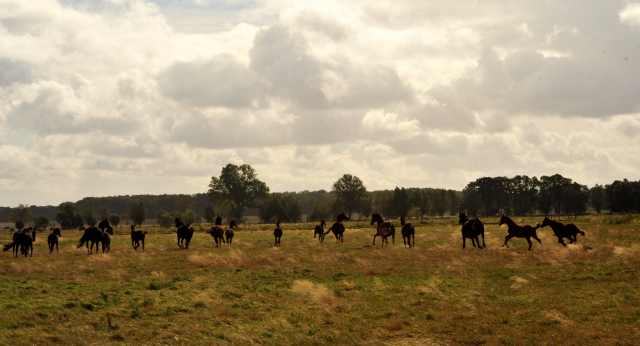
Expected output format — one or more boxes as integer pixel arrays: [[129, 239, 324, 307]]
[[332, 174, 367, 219], [207, 164, 270, 219], [129, 203, 147, 226]]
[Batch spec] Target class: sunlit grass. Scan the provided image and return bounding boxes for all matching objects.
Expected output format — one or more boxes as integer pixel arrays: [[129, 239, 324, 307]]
[[1, 215, 639, 345]]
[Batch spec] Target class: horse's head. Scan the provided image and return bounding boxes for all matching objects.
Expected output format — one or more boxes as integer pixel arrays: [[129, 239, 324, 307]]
[[498, 214, 508, 226], [53, 228, 61, 237], [371, 213, 382, 225], [458, 212, 468, 225], [105, 226, 114, 235], [229, 219, 238, 229], [275, 220, 280, 227], [97, 219, 110, 230], [320, 218, 326, 227], [337, 212, 349, 222], [540, 217, 551, 228], [130, 224, 136, 232], [215, 215, 223, 225], [175, 218, 183, 228], [400, 216, 405, 226]]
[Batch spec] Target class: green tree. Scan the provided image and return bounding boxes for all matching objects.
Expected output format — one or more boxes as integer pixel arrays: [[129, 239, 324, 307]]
[[8, 204, 34, 223], [431, 188, 450, 217], [332, 174, 367, 219], [589, 184, 606, 215], [177, 198, 195, 214], [109, 214, 121, 229], [207, 163, 270, 219], [33, 216, 50, 232], [182, 208, 196, 225], [14, 220, 25, 230], [389, 187, 410, 218], [308, 199, 331, 221], [129, 203, 147, 226], [460, 185, 481, 217], [156, 211, 173, 228], [121, 213, 131, 225], [203, 204, 215, 223], [97, 206, 111, 220], [55, 202, 83, 230], [83, 208, 97, 227]]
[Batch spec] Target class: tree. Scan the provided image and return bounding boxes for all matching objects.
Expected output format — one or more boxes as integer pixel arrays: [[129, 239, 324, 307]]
[[33, 216, 50, 231], [207, 164, 270, 219], [8, 204, 33, 223], [589, 184, 606, 215], [157, 211, 173, 228], [121, 213, 131, 225], [177, 198, 195, 214], [15, 220, 24, 230], [308, 199, 331, 222], [460, 185, 481, 217], [203, 204, 215, 223], [182, 208, 196, 225], [332, 174, 367, 219], [129, 203, 147, 226], [97, 206, 111, 220], [83, 208, 97, 227], [389, 187, 410, 218], [431, 189, 450, 217], [56, 202, 83, 230], [109, 214, 121, 229]]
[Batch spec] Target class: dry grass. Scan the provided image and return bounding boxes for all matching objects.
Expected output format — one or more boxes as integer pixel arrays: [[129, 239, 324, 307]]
[[0, 215, 639, 345]]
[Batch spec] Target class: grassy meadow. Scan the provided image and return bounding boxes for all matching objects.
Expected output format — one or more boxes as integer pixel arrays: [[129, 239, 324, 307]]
[[1, 215, 640, 345]]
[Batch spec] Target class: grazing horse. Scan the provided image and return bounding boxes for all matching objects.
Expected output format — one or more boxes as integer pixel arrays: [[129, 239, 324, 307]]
[[371, 213, 395, 246], [273, 220, 282, 246], [225, 219, 237, 245], [102, 227, 113, 253], [540, 217, 585, 247], [205, 215, 225, 247], [130, 224, 148, 251], [3, 227, 36, 257], [400, 216, 415, 248], [175, 218, 194, 249], [48, 228, 62, 254], [458, 212, 485, 249], [77, 219, 111, 254], [499, 215, 541, 251], [314, 219, 327, 243], [324, 212, 349, 243]]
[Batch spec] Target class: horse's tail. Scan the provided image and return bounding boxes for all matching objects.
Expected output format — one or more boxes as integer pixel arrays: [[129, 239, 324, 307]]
[[2, 242, 15, 252], [76, 236, 86, 249], [579, 230, 585, 236], [142, 231, 148, 236]]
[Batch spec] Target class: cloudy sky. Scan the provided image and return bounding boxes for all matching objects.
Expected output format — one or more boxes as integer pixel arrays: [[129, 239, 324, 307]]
[[1, 0, 640, 207]]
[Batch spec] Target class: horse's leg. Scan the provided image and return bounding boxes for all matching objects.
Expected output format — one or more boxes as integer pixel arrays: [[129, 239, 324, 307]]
[[557, 238, 566, 247], [372, 234, 377, 245], [56, 242, 59, 253], [412, 234, 415, 247], [502, 235, 513, 248], [462, 236, 466, 249], [142, 239, 145, 251], [533, 235, 542, 245], [476, 237, 483, 249], [392, 234, 395, 246], [526, 237, 533, 251]]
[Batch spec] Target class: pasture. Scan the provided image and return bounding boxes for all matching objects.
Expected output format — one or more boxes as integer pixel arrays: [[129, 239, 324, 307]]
[[1, 216, 639, 345]]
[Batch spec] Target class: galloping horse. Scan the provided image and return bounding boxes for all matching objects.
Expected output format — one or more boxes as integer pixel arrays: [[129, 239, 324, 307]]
[[48, 228, 62, 254], [3, 227, 36, 257], [77, 219, 111, 254], [324, 212, 349, 243], [458, 212, 485, 249], [540, 217, 585, 246], [314, 219, 326, 243], [499, 215, 541, 250], [371, 213, 395, 246], [175, 218, 194, 249], [205, 215, 225, 247], [225, 219, 237, 245], [273, 220, 282, 246], [400, 216, 415, 248], [130, 224, 148, 251]]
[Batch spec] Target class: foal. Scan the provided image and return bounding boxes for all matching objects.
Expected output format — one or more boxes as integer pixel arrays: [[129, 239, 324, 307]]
[[102, 227, 113, 253], [540, 217, 585, 246], [225, 219, 238, 245], [273, 220, 282, 246], [324, 212, 349, 243], [458, 212, 485, 249], [314, 219, 326, 243], [205, 215, 225, 247], [48, 228, 62, 254], [499, 215, 541, 251], [400, 216, 415, 248], [130, 224, 148, 251], [175, 218, 194, 249], [371, 213, 395, 246]]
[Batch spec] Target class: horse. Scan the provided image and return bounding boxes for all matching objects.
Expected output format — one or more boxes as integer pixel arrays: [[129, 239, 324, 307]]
[[324, 212, 349, 243], [499, 214, 542, 251], [48, 228, 62, 254], [371, 213, 395, 246], [77, 219, 111, 254], [225, 219, 237, 245], [314, 218, 326, 243], [205, 215, 225, 247], [130, 224, 148, 251], [175, 218, 194, 249], [273, 220, 282, 246], [458, 212, 485, 249], [102, 227, 113, 253], [400, 216, 415, 248], [3, 227, 36, 257], [540, 217, 585, 247]]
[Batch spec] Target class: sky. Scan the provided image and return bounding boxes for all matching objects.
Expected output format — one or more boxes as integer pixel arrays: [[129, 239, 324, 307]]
[[1, 0, 640, 207]]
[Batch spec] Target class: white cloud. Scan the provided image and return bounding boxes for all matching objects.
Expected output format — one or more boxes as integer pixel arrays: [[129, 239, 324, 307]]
[[620, 3, 640, 27]]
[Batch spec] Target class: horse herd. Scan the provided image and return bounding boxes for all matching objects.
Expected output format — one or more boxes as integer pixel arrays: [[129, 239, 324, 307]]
[[1, 212, 585, 257]]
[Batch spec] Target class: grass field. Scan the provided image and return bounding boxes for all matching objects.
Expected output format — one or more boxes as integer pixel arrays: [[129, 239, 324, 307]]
[[1, 215, 640, 345]]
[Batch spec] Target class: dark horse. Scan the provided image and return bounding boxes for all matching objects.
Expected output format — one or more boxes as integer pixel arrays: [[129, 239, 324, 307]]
[[314, 218, 326, 243], [48, 228, 62, 254], [458, 212, 485, 249], [499, 215, 541, 251], [3, 227, 36, 257], [324, 212, 349, 243], [205, 215, 225, 247], [130, 224, 148, 251], [371, 213, 395, 246], [225, 219, 237, 245], [175, 218, 194, 249], [540, 217, 585, 247], [102, 227, 113, 253], [399, 216, 415, 248], [77, 219, 111, 254], [273, 220, 282, 246]]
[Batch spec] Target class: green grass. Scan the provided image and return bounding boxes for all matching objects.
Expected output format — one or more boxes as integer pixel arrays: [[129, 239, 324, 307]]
[[1, 216, 640, 345]]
